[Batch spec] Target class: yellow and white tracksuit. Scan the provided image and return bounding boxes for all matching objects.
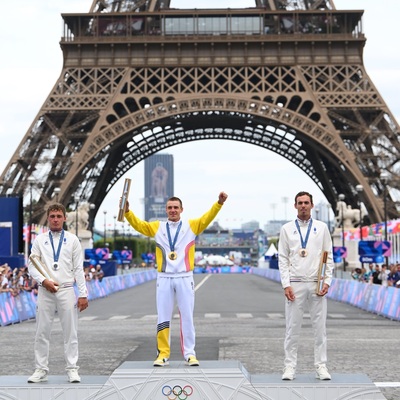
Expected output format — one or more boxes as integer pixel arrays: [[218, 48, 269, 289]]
[[125, 201, 223, 361], [28, 230, 87, 372], [278, 218, 333, 369]]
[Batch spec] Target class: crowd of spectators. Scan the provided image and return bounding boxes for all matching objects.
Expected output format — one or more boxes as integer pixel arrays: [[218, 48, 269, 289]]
[[351, 263, 400, 287], [84, 264, 104, 282], [5, 260, 399, 297], [0, 261, 106, 299], [0, 263, 38, 297]]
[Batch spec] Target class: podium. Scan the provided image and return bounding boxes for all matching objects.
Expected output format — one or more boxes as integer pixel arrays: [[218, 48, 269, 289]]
[[0, 360, 386, 400]]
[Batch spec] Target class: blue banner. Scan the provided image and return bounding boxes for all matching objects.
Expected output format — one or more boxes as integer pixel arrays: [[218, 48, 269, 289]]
[[359, 240, 391, 257], [333, 246, 347, 263]]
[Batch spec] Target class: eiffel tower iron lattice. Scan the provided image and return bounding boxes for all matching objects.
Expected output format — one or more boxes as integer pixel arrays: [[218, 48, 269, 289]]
[[1, 0, 399, 227]]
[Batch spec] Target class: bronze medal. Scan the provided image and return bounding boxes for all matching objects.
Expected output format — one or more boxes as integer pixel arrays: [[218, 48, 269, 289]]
[[295, 219, 312, 260], [299, 249, 308, 257], [53, 262, 59, 270], [169, 251, 177, 260]]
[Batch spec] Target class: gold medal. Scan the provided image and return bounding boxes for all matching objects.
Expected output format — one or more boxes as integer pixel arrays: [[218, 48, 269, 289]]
[[299, 249, 308, 257], [166, 221, 181, 262]]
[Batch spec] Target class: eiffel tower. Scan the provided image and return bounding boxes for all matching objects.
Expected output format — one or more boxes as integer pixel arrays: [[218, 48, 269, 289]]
[[0, 0, 399, 227]]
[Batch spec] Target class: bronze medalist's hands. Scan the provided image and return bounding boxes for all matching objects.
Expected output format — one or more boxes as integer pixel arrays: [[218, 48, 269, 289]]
[[77, 297, 89, 312], [284, 286, 296, 301], [218, 192, 228, 205], [317, 283, 329, 297], [42, 279, 59, 293]]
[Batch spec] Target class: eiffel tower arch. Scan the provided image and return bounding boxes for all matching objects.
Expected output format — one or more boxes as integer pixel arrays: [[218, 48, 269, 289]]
[[1, 0, 399, 227]]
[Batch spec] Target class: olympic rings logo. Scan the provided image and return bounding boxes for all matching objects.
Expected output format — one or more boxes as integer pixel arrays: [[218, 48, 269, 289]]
[[161, 385, 193, 399]]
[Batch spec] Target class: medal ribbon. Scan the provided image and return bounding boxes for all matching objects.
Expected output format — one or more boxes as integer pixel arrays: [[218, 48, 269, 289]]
[[166, 221, 182, 253], [49, 230, 64, 264], [295, 219, 313, 250]]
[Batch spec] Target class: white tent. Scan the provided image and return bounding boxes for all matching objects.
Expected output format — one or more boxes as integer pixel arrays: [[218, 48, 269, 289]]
[[196, 255, 234, 266], [258, 243, 278, 268], [258, 255, 268, 268], [265, 243, 278, 258]]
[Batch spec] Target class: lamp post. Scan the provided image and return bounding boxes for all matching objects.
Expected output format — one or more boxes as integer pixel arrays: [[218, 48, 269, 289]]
[[380, 172, 389, 242], [113, 215, 117, 249], [74, 194, 79, 237], [282, 196, 288, 221], [338, 193, 346, 271], [89, 203, 95, 234], [53, 187, 61, 202], [380, 172, 389, 266], [271, 203, 276, 221], [103, 210, 107, 246], [355, 184, 363, 269], [27, 177, 35, 254], [355, 184, 363, 240], [327, 203, 332, 235]]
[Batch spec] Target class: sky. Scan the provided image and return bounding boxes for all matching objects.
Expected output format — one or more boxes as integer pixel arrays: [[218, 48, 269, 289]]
[[0, 0, 399, 233]]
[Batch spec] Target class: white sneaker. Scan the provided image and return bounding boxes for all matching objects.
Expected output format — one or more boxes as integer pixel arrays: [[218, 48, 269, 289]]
[[67, 368, 81, 383], [28, 369, 48, 383], [282, 366, 295, 380], [316, 365, 331, 380]]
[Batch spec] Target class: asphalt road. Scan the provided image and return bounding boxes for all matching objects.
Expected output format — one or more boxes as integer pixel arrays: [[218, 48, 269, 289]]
[[1, 273, 399, 399]]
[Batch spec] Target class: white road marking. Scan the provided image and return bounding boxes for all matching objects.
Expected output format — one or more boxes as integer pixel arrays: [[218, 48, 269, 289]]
[[266, 313, 284, 319], [375, 382, 400, 387], [205, 313, 221, 318], [236, 313, 253, 319], [106, 312, 350, 320], [195, 274, 212, 291], [140, 315, 158, 320], [79, 316, 98, 321], [109, 315, 130, 320], [328, 313, 347, 318]]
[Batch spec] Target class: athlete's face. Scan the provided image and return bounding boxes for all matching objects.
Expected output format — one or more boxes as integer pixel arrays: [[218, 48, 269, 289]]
[[295, 194, 313, 220], [166, 200, 183, 222], [47, 210, 66, 231]]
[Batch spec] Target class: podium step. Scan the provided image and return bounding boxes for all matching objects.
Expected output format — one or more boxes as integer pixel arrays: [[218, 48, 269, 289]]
[[0, 361, 386, 399]]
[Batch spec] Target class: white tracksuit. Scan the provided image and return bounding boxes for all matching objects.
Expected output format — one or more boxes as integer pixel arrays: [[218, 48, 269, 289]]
[[278, 218, 333, 368], [125, 201, 223, 361], [28, 230, 87, 372]]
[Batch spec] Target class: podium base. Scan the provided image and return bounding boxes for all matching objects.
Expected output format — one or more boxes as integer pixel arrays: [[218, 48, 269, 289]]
[[0, 361, 386, 400]]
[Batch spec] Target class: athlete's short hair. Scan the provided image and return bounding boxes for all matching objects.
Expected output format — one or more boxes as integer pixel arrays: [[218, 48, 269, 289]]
[[167, 196, 183, 208], [294, 191, 313, 205], [47, 203, 66, 217]]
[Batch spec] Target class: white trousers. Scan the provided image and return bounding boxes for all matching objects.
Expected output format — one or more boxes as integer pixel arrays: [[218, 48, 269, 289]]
[[284, 281, 327, 368], [156, 275, 195, 360], [34, 286, 79, 371]]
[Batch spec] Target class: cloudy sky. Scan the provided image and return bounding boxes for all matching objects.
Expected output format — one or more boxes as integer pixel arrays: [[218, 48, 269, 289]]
[[0, 0, 399, 233]]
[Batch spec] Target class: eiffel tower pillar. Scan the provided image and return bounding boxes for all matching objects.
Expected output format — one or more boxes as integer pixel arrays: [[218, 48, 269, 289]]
[[0, 0, 399, 229]]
